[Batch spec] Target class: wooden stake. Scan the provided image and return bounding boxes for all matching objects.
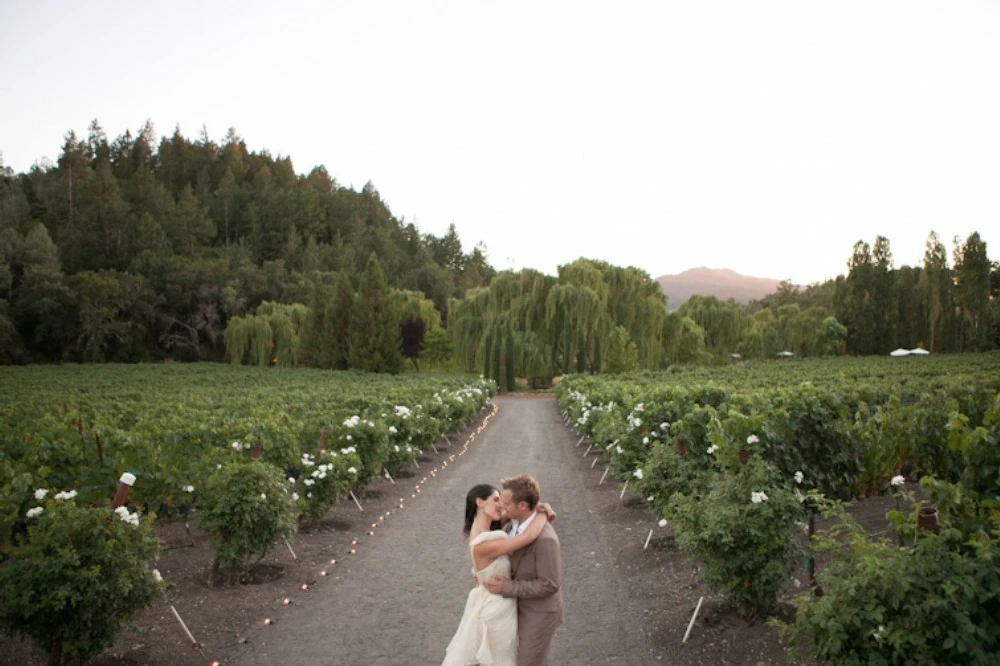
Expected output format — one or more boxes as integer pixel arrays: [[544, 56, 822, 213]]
[[282, 535, 298, 560], [619, 479, 629, 500], [591, 457, 599, 468], [315, 426, 328, 456], [349, 490, 364, 512], [383, 468, 396, 485], [682, 597, 705, 644], [170, 605, 200, 648], [644, 528, 654, 550], [583, 444, 592, 457], [112, 472, 136, 508], [576, 436, 585, 447], [413, 456, 420, 469], [599, 465, 610, 486], [430, 442, 439, 454]]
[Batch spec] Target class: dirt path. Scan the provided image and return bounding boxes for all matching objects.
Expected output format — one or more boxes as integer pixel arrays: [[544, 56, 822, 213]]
[[238, 395, 662, 665]]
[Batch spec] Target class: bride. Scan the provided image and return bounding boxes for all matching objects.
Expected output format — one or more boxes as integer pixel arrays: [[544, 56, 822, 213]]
[[441, 484, 548, 666]]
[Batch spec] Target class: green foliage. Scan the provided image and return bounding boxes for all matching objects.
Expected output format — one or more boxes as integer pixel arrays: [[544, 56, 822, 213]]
[[1, 123, 495, 364], [333, 414, 389, 489], [0, 365, 496, 536], [294, 447, 362, 522], [781, 483, 1000, 665], [0, 497, 163, 665], [604, 325, 639, 373], [481, 313, 516, 392], [671, 457, 807, 618], [422, 326, 454, 368], [224, 301, 307, 366], [633, 437, 713, 519], [348, 254, 402, 373], [197, 459, 296, 575]]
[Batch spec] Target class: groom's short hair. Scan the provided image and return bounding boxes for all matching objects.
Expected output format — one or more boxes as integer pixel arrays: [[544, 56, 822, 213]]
[[501, 474, 540, 510]]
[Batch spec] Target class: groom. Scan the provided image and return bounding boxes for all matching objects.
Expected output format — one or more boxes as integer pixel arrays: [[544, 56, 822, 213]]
[[484, 473, 564, 666]]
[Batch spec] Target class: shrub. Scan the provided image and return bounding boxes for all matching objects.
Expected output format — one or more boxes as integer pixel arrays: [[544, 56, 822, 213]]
[[634, 438, 713, 519], [197, 459, 296, 577], [336, 414, 388, 489], [671, 456, 806, 618], [781, 479, 1000, 665], [294, 448, 362, 522], [0, 495, 163, 665]]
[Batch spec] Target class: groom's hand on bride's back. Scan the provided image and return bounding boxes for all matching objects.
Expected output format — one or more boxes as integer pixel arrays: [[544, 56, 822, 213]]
[[483, 576, 504, 595]]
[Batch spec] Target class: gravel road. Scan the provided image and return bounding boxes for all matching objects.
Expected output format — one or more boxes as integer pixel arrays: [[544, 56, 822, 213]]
[[238, 395, 658, 665]]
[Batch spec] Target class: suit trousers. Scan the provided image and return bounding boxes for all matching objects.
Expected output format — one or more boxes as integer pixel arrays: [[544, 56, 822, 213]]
[[516, 609, 561, 666]]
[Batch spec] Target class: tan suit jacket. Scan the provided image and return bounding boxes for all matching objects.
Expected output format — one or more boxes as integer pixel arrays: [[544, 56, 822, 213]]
[[501, 521, 563, 666]]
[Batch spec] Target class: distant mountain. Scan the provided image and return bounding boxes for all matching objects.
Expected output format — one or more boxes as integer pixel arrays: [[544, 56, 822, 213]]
[[655, 268, 783, 310]]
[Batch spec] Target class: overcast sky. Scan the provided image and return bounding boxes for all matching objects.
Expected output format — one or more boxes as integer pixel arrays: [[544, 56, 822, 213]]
[[2, 0, 997, 285]]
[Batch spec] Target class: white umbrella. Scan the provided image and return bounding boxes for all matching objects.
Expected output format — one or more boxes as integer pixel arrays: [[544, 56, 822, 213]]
[[909, 347, 930, 355], [889, 348, 910, 357]]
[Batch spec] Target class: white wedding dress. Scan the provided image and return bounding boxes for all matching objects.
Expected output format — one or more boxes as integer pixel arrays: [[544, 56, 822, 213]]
[[441, 530, 518, 666]]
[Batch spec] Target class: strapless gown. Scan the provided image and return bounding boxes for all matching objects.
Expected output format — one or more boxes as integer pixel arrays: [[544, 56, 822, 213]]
[[441, 530, 518, 666]]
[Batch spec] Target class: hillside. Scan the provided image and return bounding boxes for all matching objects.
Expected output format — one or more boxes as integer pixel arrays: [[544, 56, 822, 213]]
[[656, 267, 783, 310]]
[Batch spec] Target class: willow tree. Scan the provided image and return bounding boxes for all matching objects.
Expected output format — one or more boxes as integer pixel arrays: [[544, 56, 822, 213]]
[[224, 302, 307, 366], [449, 287, 491, 373], [449, 260, 668, 377], [599, 263, 667, 367], [678, 295, 747, 355], [391, 289, 441, 329], [545, 260, 611, 374], [481, 313, 516, 392]]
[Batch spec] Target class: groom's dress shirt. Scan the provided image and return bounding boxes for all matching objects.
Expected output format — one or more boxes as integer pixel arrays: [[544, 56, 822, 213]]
[[508, 511, 537, 536]]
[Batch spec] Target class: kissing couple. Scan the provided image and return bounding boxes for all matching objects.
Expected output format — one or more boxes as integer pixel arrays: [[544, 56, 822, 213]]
[[441, 473, 564, 666]]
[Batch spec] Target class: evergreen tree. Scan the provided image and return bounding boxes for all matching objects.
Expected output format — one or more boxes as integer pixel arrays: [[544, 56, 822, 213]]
[[347, 254, 401, 373], [300, 284, 333, 368], [953, 232, 991, 351], [918, 232, 955, 352], [328, 271, 353, 370]]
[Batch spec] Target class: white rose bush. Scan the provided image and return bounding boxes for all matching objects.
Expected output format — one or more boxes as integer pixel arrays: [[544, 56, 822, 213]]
[[294, 447, 362, 522], [0, 490, 163, 666], [557, 364, 999, 659]]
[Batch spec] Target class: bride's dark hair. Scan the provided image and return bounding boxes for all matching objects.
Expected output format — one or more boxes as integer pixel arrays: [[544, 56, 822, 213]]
[[464, 484, 499, 537]]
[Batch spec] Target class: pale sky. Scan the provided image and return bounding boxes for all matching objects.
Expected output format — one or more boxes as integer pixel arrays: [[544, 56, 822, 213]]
[[2, 0, 998, 285]]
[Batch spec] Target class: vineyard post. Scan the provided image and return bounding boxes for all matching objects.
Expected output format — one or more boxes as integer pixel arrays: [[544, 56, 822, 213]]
[[112, 472, 137, 508], [808, 514, 816, 592], [315, 426, 328, 456], [169, 605, 202, 651]]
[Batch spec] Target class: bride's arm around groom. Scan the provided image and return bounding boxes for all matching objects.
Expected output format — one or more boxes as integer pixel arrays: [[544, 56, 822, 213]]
[[485, 474, 564, 666]]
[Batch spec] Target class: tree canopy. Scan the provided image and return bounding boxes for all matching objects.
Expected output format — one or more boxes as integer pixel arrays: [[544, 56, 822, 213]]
[[0, 121, 494, 363]]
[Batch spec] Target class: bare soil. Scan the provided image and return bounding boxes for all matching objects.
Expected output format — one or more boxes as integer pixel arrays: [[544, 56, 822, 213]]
[[0, 395, 898, 666]]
